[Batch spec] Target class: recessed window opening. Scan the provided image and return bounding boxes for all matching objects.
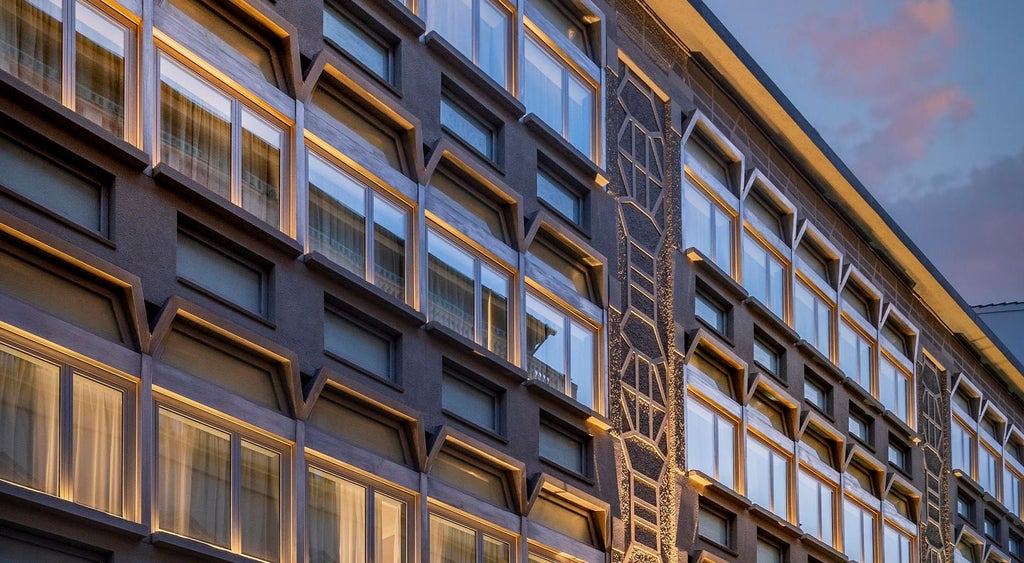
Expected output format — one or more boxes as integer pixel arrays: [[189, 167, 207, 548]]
[[441, 94, 497, 161], [425, 0, 510, 85], [323, 5, 392, 82], [530, 237, 593, 300], [537, 168, 582, 225]]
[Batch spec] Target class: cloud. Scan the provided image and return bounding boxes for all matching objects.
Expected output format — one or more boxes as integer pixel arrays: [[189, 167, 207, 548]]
[[887, 146, 1024, 304], [795, 0, 973, 189]]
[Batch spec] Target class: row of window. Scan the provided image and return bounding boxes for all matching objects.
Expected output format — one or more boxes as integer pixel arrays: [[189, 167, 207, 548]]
[[0, 334, 595, 562], [684, 350, 919, 562], [683, 121, 918, 428]]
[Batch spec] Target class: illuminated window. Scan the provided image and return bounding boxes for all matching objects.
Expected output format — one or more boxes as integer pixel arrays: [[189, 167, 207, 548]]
[[979, 442, 999, 494], [0, 339, 133, 518], [156, 407, 285, 561], [883, 525, 913, 563], [747, 437, 789, 519], [528, 237, 594, 301], [1005, 465, 1023, 518], [158, 53, 286, 229], [307, 465, 407, 563], [685, 182, 734, 274], [951, 417, 975, 474], [525, 292, 597, 408], [425, 0, 509, 86], [523, 33, 594, 158], [879, 355, 911, 424], [307, 151, 409, 301], [838, 321, 872, 392], [686, 398, 736, 489], [795, 280, 832, 357], [429, 514, 510, 563], [743, 235, 785, 317], [427, 229, 511, 359], [842, 499, 876, 563], [798, 469, 835, 546], [0, 0, 134, 138]]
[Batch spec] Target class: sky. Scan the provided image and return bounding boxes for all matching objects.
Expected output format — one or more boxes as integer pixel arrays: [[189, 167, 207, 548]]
[[700, 0, 1024, 306]]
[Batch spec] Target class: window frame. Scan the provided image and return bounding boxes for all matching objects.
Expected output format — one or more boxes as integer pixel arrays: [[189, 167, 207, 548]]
[[794, 276, 834, 359], [155, 44, 292, 232], [322, 2, 396, 85], [440, 92, 501, 163], [427, 510, 515, 563], [685, 394, 739, 490], [0, 333, 138, 521], [424, 0, 513, 87], [684, 180, 736, 276], [153, 400, 292, 561]]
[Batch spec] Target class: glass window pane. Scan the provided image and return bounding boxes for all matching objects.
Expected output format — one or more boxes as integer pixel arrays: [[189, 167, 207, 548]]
[[480, 264, 509, 358], [375, 493, 405, 563], [308, 468, 367, 563], [308, 154, 367, 276], [566, 74, 592, 156], [483, 536, 509, 563], [743, 237, 768, 305], [428, 232, 476, 341], [158, 409, 231, 548], [373, 195, 407, 300], [0, 0, 63, 101], [159, 54, 233, 198], [323, 7, 389, 80], [477, 0, 507, 85], [75, 1, 127, 137], [713, 207, 733, 273], [240, 441, 280, 561], [324, 311, 391, 378], [0, 344, 60, 495], [72, 374, 124, 515], [240, 108, 282, 228], [523, 37, 562, 131], [684, 184, 713, 256], [570, 320, 595, 408], [441, 97, 493, 159], [428, 0, 472, 57], [747, 439, 770, 508], [537, 171, 581, 224], [526, 295, 567, 392], [429, 516, 475, 563]]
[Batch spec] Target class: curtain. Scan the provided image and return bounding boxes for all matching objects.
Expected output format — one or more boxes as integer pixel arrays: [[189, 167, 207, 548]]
[[372, 196, 406, 300], [307, 469, 366, 563], [429, 516, 474, 563], [309, 185, 365, 275], [74, 1, 125, 137], [523, 38, 562, 133], [525, 297, 565, 389], [482, 536, 509, 563], [240, 442, 280, 562], [480, 266, 508, 358], [0, 0, 62, 101], [72, 374, 123, 516], [428, 0, 472, 58], [240, 108, 281, 228], [159, 55, 232, 199], [0, 346, 59, 495], [476, 0, 506, 84], [427, 234, 475, 341], [375, 493, 405, 563], [158, 410, 231, 549]]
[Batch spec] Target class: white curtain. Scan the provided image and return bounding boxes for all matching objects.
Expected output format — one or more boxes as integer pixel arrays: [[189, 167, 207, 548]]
[[240, 108, 282, 228], [307, 469, 366, 563], [429, 516, 475, 563], [0, 0, 63, 101], [375, 493, 405, 563], [72, 374, 123, 515], [158, 410, 231, 549], [240, 442, 280, 562], [74, 1, 127, 136], [0, 346, 59, 495]]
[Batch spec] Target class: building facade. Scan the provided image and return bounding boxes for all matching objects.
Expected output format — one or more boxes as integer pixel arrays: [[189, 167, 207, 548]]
[[0, 0, 1020, 562]]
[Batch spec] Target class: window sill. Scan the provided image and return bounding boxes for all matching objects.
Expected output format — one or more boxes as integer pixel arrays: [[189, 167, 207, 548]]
[[743, 296, 800, 345], [539, 455, 595, 486], [798, 533, 848, 563], [375, 0, 425, 36], [880, 410, 916, 438], [840, 375, 885, 415], [523, 379, 604, 424], [304, 251, 425, 327], [794, 340, 843, 380], [0, 68, 149, 171], [441, 408, 509, 445], [685, 470, 751, 511], [150, 531, 266, 562], [177, 276, 275, 329], [440, 126, 506, 176], [685, 247, 747, 301], [0, 480, 147, 539], [424, 321, 527, 383], [747, 504, 802, 540], [521, 113, 604, 181], [424, 32, 524, 119], [152, 164, 303, 258]]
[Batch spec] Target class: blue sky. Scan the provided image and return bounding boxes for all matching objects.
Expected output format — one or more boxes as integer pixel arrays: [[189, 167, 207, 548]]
[[702, 0, 1024, 305]]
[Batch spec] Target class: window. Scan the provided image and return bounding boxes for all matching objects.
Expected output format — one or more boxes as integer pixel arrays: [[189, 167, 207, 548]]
[[539, 419, 587, 475], [441, 95, 497, 161], [442, 368, 503, 434], [1009, 534, 1022, 559], [523, 32, 594, 157], [156, 407, 285, 561], [686, 135, 729, 188], [881, 321, 911, 359], [1004, 466, 1022, 517], [952, 417, 974, 474], [307, 466, 407, 563], [427, 229, 511, 359], [429, 514, 509, 563], [878, 356, 910, 424], [953, 387, 977, 417], [308, 151, 409, 300], [429, 170, 509, 243], [979, 443, 999, 494], [529, 238, 593, 301], [684, 183, 733, 274], [839, 321, 872, 390], [794, 280, 831, 357], [324, 5, 392, 82], [695, 290, 727, 334], [745, 190, 785, 240], [957, 537, 980, 563], [698, 505, 732, 548], [797, 241, 832, 285], [537, 169, 582, 225], [841, 283, 874, 324], [324, 309, 395, 379], [0, 339, 133, 518], [742, 235, 785, 317], [747, 437, 789, 520], [525, 292, 597, 408], [311, 85, 406, 173], [798, 469, 835, 546], [849, 412, 871, 445], [756, 539, 784, 563], [842, 499, 876, 563], [888, 440, 908, 472], [804, 376, 829, 414], [0, 0, 134, 138], [883, 525, 913, 563], [956, 493, 973, 519], [176, 229, 267, 316], [159, 53, 286, 229], [753, 337, 781, 378], [686, 398, 736, 488], [984, 513, 1000, 540], [426, 0, 509, 86]]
